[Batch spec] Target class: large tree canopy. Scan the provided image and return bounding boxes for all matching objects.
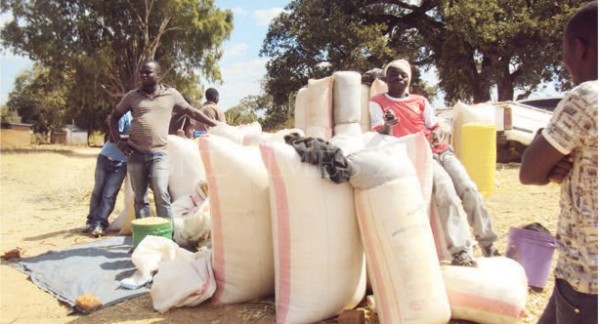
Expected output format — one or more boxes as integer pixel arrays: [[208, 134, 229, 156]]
[[1, 0, 233, 133], [6, 65, 68, 136], [261, 0, 583, 111]]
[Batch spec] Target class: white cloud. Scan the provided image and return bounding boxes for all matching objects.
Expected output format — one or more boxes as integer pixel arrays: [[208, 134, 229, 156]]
[[223, 43, 248, 58], [253, 8, 284, 27], [222, 58, 268, 82], [0, 12, 13, 26], [209, 59, 268, 109]]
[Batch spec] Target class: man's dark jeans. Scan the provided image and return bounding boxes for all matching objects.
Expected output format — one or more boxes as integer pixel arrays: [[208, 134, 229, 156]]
[[538, 278, 598, 324]]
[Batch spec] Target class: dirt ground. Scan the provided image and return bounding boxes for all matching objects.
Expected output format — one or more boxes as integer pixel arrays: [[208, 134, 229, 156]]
[[0, 145, 560, 324]]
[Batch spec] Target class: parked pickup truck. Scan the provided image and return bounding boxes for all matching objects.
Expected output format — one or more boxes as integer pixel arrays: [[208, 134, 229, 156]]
[[437, 100, 556, 163]]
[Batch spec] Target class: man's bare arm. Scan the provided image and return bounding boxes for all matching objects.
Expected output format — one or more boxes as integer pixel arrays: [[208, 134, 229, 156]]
[[109, 109, 133, 155], [109, 110, 125, 143], [520, 134, 568, 185]]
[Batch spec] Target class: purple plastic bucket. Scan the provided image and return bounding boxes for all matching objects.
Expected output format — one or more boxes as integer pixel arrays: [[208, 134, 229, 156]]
[[505, 227, 557, 289]]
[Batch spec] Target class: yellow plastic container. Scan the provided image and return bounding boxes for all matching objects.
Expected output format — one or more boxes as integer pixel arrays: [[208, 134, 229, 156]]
[[460, 123, 496, 197]]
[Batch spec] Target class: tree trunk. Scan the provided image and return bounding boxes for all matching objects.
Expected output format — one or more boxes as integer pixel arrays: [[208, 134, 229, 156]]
[[472, 85, 492, 103], [497, 82, 514, 102], [466, 56, 492, 103], [497, 64, 515, 102]]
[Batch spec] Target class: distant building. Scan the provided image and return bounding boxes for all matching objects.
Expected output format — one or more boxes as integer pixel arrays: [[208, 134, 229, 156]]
[[51, 124, 88, 145], [0, 122, 34, 146]]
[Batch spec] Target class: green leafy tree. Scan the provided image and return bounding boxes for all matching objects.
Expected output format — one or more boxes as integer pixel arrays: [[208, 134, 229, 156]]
[[228, 94, 291, 131], [261, 0, 583, 110], [6, 66, 68, 138], [225, 99, 259, 126], [1, 0, 233, 133], [0, 104, 13, 122]]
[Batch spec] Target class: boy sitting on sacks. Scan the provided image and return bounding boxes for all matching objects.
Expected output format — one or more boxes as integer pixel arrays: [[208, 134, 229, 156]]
[[369, 59, 500, 266]]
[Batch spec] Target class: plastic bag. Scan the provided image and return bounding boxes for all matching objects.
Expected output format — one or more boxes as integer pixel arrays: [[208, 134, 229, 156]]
[[151, 249, 216, 313]]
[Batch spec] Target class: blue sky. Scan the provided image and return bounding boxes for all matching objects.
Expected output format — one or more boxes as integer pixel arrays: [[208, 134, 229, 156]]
[[0, 0, 292, 110]]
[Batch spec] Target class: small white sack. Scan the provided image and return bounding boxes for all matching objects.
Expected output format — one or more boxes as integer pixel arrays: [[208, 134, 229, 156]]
[[130, 236, 192, 278], [121, 235, 194, 289], [172, 194, 211, 248], [441, 257, 528, 324], [151, 249, 216, 314], [181, 198, 211, 244]]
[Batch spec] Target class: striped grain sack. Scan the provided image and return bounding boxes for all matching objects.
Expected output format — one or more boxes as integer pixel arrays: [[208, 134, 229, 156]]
[[348, 138, 450, 324], [199, 134, 274, 304], [441, 257, 528, 323], [260, 141, 366, 324]]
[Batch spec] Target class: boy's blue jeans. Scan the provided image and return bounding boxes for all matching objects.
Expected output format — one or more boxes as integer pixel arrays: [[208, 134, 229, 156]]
[[538, 278, 598, 324], [127, 150, 172, 219], [87, 154, 127, 228]]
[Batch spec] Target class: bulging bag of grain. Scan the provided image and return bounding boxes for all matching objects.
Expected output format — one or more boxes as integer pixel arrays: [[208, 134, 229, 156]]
[[334, 122, 363, 137], [207, 121, 263, 145], [167, 135, 207, 202], [370, 78, 388, 98], [199, 134, 274, 304], [361, 132, 462, 262], [361, 132, 433, 205], [260, 141, 366, 324], [294, 87, 308, 131], [441, 257, 528, 323], [348, 139, 451, 324], [305, 76, 334, 140], [360, 84, 372, 132], [333, 71, 362, 125]]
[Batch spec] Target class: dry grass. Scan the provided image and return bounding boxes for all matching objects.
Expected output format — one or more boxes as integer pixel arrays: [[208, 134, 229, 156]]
[[0, 145, 560, 323]]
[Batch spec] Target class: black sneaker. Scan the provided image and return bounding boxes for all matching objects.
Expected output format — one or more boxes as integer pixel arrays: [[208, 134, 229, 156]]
[[451, 250, 478, 267], [481, 244, 502, 257], [82, 223, 94, 233], [90, 225, 106, 238]]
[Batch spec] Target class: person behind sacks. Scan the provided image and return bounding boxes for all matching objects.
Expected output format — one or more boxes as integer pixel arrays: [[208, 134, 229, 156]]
[[84, 112, 132, 237], [369, 59, 500, 267], [109, 60, 218, 220], [520, 2, 597, 323], [197, 87, 226, 132], [168, 94, 198, 139]]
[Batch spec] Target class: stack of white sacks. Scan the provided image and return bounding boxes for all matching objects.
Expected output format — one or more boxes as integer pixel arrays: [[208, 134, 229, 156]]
[[110, 71, 528, 323]]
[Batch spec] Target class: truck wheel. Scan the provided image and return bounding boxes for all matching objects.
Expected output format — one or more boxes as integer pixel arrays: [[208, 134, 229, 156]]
[[497, 142, 512, 163], [497, 141, 527, 163]]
